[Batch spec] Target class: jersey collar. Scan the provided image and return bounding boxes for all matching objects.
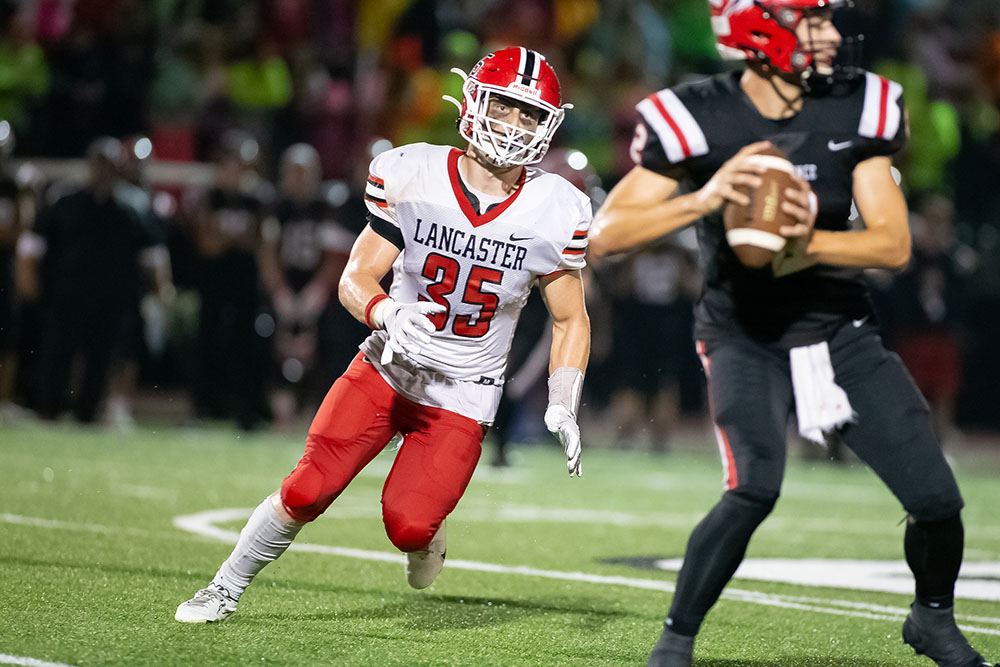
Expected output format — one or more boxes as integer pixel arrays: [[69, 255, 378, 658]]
[[448, 148, 525, 227]]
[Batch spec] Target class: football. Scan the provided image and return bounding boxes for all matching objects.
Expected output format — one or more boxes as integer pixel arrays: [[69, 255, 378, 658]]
[[723, 146, 798, 268]]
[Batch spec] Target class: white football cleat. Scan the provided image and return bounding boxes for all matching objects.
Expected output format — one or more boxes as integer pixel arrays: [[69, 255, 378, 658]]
[[405, 521, 446, 589], [174, 584, 238, 623]]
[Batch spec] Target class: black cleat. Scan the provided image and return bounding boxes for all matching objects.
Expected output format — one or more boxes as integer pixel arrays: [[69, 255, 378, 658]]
[[902, 603, 997, 667], [647, 624, 694, 667]]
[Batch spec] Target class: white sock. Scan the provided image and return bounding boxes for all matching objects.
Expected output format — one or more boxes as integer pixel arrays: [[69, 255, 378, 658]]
[[212, 496, 303, 600]]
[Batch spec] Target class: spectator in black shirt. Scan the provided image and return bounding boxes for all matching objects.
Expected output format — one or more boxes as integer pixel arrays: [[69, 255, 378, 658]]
[[191, 130, 269, 430], [19, 137, 157, 423]]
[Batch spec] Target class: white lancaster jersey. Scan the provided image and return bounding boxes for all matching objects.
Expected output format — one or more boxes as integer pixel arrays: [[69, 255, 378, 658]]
[[361, 143, 591, 423]]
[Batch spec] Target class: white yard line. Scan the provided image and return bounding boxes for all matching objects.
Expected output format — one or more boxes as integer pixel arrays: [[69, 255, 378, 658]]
[[171, 508, 1000, 637], [0, 513, 158, 537], [0, 654, 77, 667], [4, 510, 999, 638]]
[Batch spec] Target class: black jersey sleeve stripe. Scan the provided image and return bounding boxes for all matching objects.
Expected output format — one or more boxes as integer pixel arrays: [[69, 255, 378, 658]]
[[367, 212, 404, 250]]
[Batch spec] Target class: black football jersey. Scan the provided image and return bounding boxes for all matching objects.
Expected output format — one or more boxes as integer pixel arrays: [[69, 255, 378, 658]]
[[206, 187, 262, 247], [633, 69, 907, 348], [273, 197, 354, 292]]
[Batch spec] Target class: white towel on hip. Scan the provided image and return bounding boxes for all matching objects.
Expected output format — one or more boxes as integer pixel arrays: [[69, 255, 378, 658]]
[[789, 341, 855, 444]]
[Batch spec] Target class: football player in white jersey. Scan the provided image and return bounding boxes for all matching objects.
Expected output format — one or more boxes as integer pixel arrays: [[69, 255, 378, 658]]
[[175, 46, 592, 623]]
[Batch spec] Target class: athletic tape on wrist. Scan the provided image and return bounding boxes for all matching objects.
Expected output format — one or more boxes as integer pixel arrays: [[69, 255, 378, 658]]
[[548, 366, 584, 418], [364, 294, 391, 329]]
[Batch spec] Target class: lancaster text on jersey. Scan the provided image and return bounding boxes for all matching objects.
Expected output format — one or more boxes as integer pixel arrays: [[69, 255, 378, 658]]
[[413, 218, 528, 270]]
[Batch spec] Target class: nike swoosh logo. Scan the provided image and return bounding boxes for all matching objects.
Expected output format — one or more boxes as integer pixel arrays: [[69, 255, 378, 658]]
[[828, 139, 853, 151], [852, 316, 869, 328], [509, 233, 532, 242]]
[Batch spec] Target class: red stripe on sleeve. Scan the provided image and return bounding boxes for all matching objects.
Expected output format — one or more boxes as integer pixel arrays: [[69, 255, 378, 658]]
[[648, 93, 691, 159], [875, 76, 889, 139]]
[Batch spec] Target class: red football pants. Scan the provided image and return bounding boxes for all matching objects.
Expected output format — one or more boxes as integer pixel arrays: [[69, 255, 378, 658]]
[[280, 353, 484, 552]]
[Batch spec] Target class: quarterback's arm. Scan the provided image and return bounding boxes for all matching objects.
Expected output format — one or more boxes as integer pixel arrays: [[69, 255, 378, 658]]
[[589, 166, 686, 258], [539, 270, 590, 372], [806, 156, 910, 270], [338, 225, 401, 325], [590, 142, 771, 258]]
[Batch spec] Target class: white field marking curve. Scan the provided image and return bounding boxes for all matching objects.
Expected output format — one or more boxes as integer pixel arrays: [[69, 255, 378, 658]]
[[4, 511, 999, 637], [170, 509, 1000, 637], [0, 654, 77, 667], [288, 498, 1000, 542], [653, 557, 1000, 603]]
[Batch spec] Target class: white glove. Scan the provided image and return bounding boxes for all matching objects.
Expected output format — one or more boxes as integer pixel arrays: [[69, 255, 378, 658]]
[[544, 404, 582, 477], [373, 299, 446, 365]]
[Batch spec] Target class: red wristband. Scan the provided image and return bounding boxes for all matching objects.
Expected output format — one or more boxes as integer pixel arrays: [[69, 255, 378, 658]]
[[364, 294, 391, 328]]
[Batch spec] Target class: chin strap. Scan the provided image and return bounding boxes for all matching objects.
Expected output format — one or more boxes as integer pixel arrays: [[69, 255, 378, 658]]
[[767, 68, 806, 115]]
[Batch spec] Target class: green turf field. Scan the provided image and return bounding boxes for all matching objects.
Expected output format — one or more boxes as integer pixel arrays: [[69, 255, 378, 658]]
[[1, 422, 998, 666]]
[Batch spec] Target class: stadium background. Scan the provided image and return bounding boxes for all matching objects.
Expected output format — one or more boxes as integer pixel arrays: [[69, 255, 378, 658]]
[[1, 0, 1000, 444], [2, 3, 1000, 666]]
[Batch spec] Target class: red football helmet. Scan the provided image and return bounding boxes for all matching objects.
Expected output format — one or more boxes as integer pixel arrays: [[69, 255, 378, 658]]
[[710, 0, 845, 74], [444, 47, 570, 167]]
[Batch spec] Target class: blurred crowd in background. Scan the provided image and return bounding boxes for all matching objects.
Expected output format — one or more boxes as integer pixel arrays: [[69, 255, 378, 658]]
[[1, 0, 1000, 455]]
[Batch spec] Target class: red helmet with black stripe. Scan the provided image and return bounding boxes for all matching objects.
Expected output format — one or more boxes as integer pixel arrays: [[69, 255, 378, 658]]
[[445, 47, 569, 167], [710, 0, 845, 74]]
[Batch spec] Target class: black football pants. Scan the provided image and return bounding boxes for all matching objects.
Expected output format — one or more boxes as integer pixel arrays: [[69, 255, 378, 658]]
[[666, 320, 964, 636]]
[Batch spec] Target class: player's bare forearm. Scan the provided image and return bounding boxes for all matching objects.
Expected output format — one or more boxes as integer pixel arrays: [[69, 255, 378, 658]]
[[807, 227, 909, 270], [540, 270, 590, 372], [338, 226, 400, 324], [807, 157, 910, 270], [590, 167, 701, 258], [549, 316, 590, 373], [591, 195, 704, 258], [339, 270, 385, 324], [591, 144, 774, 259]]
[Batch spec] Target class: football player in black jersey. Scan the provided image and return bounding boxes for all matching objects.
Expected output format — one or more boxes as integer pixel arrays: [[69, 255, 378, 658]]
[[590, 1, 995, 666], [260, 143, 362, 426]]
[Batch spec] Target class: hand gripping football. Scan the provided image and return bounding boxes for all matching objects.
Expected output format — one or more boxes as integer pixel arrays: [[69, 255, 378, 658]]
[[723, 146, 798, 268]]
